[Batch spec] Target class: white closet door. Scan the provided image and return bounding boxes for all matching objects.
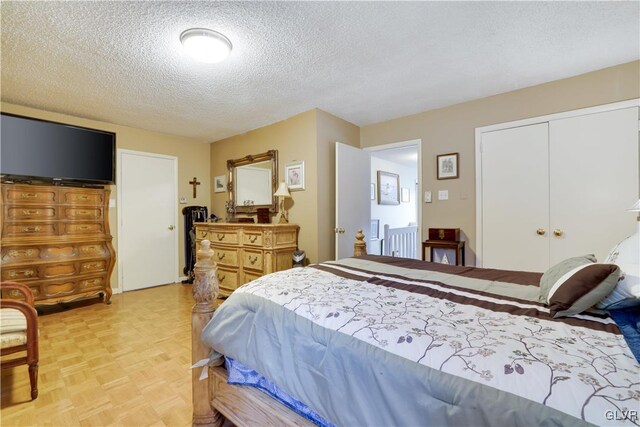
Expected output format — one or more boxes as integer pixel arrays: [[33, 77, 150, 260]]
[[549, 107, 639, 264], [481, 123, 550, 271]]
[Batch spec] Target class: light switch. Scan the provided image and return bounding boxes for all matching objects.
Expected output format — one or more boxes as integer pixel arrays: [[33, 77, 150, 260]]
[[424, 191, 432, 203], [109, 198, 116, 208], [438, 190, 449, 201]]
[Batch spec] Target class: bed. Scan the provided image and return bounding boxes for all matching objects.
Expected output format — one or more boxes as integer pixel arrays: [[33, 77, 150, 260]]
[[190, 233, 640, 426]]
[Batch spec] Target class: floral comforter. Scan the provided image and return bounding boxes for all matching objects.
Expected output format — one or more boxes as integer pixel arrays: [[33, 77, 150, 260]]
[[202, 255, 640, 426]]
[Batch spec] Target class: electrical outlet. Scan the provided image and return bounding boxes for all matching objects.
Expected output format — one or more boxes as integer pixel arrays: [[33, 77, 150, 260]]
[[438, 190, 449, 201]]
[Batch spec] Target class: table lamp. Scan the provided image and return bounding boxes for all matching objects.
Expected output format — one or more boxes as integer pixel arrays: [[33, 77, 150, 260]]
[[274, 182, 291, 224]]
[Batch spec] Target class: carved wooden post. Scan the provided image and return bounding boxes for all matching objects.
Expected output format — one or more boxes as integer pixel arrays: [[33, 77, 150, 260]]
[[191, 240, 223, 426], [354, 228, 367, 256]]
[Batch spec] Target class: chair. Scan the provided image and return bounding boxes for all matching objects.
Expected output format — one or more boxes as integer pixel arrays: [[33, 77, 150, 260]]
[[0, 281, 39, 400]]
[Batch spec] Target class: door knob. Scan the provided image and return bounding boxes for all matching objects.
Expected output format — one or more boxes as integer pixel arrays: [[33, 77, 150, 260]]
[[553, 229, 563, 237], [168, 225, 175, 230], [536, 228, 546, 236]]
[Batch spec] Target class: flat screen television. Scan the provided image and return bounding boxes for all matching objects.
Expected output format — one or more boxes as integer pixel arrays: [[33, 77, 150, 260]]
[[1, 113, 116, 185]]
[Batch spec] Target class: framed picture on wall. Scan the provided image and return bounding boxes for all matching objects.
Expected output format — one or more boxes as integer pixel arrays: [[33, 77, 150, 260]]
[[370, 219, 380, 239], [377, 171, 400, 205], [214, 175, 227, 193], [285, 160, 305, 191], [437, 153, 459, 180], [401, 187, 410, 203]]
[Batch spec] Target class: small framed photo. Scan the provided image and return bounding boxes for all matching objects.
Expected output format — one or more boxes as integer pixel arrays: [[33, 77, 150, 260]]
[[370, 183, 376, 200], [285, 160, 305, 191], [401, 187, 410, 203], [370, 219, 380, 239], [377, 171, 400, 205], [437, 153, 459, 180], [214, 175, 227, 193]]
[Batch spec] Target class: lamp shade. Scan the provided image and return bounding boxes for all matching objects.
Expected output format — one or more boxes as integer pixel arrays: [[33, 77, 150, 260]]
[[628, 199, 640, 212], [274, 182, 291, 198]]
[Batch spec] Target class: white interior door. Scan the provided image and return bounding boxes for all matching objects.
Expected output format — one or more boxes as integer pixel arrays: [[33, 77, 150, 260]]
[[118, 150, 178, 291], [336, 142, 371, 260], [481, 123, 550, 271], [549, 107, 639, 264]]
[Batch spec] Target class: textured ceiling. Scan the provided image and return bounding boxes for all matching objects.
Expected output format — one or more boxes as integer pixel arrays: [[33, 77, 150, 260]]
[[1, 1, 638, 143]]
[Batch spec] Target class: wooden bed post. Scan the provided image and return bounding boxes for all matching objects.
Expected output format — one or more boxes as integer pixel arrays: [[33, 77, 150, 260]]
[[191, 240, 223, 427], [354, 228, 367, 256]]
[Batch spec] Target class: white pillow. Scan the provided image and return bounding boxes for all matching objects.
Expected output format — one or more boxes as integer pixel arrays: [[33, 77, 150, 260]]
[[596, 232, 640, 309]]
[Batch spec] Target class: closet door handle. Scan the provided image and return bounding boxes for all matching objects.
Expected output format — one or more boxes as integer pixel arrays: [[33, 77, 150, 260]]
[[553, 229, 564, 237], [536, 228, 546, 236]]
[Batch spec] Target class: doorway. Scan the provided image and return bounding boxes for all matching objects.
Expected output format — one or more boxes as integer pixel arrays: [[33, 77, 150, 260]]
[[117, 149, 179, 291], [368, 141, 421, 258]]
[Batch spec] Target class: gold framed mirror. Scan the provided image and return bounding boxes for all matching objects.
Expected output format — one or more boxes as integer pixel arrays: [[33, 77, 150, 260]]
[[227, 150, 278, 213]]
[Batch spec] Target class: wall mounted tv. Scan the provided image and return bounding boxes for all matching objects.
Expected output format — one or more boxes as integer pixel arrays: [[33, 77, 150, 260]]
[[1, 113, 116, 185]]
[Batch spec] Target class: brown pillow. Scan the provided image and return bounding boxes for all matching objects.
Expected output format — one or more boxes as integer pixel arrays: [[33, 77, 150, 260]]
[[540, 255, 620, 318]]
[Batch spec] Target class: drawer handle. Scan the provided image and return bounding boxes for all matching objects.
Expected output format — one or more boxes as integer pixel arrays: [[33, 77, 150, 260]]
[[217, 233, 225, 241], [79, 195, 90, 200], [8, 249, 35, 258], [8, 269, 35, 278], [22, 209, 40, 215], [79, 225, 91, 230], [79, 210, 91, 215], [249, 235, 258, 243], [22, 226, 42, 233], [248, 255, 258, 265], [20, 193, 39, 199], [217, 274, 226, 282], [217, 253, 226, 260], [83, 262, 101, 270], [200, 231, 207, 238]]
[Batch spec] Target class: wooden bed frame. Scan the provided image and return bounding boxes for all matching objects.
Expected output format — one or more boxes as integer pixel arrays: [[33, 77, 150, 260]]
[[191, 229, 367, 426]]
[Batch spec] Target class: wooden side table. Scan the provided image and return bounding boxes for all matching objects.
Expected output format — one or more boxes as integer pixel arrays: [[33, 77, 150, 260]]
[[422, 240, 465, 266]]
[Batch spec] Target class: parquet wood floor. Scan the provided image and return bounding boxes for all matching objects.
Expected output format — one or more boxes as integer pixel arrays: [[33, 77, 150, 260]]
[[1, 283, 210, 426]]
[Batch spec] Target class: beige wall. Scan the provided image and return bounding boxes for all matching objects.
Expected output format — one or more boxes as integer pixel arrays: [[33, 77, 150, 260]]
[[316, 110, 360, 261], [209, 109, 359, 264], [1, 102, 211, 291], [209, 110, 320, 262], [360, 60, 640, 265]]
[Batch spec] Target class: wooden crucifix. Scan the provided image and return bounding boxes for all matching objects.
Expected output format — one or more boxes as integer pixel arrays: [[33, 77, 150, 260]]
[[189, 177, 201, 198]]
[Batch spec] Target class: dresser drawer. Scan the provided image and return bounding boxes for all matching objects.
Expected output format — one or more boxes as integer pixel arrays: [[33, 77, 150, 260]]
[[1, 266, 38, 281], [242, 231, 263, 247], [212, 246, 239, 267], [77, 243, 109, 257], [77, 276, 106, 292], [216, 267, 239, 294], [40, 244, 78, 260], [62, 207, 104, 220], [242, 250, 263, 272], [3, 222, 57, 238], [5, 206, 57, 220], [1, 247, 41, 263], [243, 270, 262, 283], [2, 285, 41, 300], [4, 187, 57, 204], [61, 190, 104, 205], [60, 222, 104, 236], [80, 260, 108, 274], [209, 229, 240, 245]]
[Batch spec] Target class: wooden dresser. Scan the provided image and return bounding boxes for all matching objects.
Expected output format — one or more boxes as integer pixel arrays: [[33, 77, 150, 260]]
[[0, 183, 115, 305], [194, 222, 299, 297]]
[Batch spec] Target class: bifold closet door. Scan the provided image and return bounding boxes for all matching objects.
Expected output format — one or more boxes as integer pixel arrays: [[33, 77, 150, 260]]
[[481, 123, 550, 272], [549, 107, 639, 264]]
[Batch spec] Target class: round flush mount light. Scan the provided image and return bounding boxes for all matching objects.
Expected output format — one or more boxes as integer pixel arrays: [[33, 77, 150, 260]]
[[180, 28, 232, 64]]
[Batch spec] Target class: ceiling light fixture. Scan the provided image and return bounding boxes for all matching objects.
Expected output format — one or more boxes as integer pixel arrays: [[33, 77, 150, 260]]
[[180, 28, 232, 64]]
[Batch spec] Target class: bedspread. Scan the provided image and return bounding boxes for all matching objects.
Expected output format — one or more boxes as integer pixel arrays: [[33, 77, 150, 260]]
[[202, 256, 640, 426]]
